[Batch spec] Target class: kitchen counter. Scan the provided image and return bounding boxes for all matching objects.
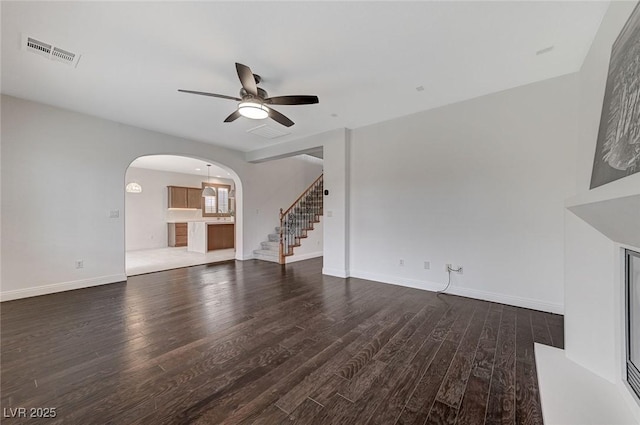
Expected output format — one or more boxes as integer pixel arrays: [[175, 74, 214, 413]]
[[187, 221, 235, 253], [167, 219, 234, 223]]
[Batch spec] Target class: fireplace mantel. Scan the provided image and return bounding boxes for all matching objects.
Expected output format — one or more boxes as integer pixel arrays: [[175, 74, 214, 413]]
[[566, 173, 640, 249]]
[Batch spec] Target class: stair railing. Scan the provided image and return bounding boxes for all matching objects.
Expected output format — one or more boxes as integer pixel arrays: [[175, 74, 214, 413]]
[[279, 174, 324, 264]]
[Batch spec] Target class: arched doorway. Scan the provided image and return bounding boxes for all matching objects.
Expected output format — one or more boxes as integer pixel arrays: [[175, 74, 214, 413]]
[[124, 154, 242, 275]]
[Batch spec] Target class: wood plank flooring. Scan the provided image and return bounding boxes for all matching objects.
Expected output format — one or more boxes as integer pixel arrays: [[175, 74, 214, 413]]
[[1, 258, 564, 424]]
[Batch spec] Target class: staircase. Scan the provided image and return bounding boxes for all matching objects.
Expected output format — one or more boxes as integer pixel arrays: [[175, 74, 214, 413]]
[[253, 174, 323, 264], [252, 230, 282, 263]]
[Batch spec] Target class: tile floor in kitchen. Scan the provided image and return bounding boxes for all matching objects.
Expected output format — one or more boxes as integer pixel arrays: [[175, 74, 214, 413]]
[[126, 247, 236, 276]]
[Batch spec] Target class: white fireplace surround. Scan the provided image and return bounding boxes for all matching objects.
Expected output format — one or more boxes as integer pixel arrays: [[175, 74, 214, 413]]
[[546, 1, 640, 423]]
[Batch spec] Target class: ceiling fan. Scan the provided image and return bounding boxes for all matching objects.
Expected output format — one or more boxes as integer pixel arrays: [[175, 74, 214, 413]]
[[178, 63, 319, 127]]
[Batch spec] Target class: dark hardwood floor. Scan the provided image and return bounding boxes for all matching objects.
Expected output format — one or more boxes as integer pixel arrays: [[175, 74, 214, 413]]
[[1, 258, 563, 424]]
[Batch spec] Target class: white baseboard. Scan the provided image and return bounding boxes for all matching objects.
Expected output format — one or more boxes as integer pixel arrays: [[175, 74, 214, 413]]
[[447, 285, 564, 315], [349, 270, 444, 292], [322, 267, 350, 278], [0, 274, 127, 302], [349, 270, 564, 314], [286, 251, 322, 263]]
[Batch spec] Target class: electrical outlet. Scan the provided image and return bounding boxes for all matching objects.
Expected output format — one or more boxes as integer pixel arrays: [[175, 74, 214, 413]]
[[446, 264, 463, 274], [424, 261, 430, 270], [75, 260, 84, 269], [109, 210, 120, 218], [399, 259, 404, 266]]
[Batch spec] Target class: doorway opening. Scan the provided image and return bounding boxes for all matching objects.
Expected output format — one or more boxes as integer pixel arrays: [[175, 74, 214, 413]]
[[124, 154, 242, 276]]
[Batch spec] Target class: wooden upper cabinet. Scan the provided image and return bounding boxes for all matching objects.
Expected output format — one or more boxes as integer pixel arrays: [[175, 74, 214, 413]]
[[168, 186, 188, 208], [168, 186, 202, 209], [187, 188, 202, 209]]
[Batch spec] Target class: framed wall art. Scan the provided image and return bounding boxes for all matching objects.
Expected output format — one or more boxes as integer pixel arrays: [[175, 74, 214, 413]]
[[590, 2, 640, 189]]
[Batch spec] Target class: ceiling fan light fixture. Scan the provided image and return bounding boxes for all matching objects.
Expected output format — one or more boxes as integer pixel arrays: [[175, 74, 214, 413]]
[[238, 101, 269, 119]]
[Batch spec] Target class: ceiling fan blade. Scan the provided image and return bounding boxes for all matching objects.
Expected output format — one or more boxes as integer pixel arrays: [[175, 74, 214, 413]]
[[178, 89, 241, 101], [268, 107, 294, 127], [265, 95, 319, 105], [235, 63, 258, 96], [224, 110, 242, 123]]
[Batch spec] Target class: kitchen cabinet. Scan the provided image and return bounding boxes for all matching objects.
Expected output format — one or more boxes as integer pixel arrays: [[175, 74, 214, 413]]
[[168, 186, 202, 209], [187, 222, 235, 253], [168, 222, 187, 247], [207, 223, 235, 250], [187, 188, 202, 209]]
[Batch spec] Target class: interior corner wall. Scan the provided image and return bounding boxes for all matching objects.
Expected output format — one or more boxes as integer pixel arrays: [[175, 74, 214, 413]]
[[0, 95, 322, 300], [349, 73, 580, 313]]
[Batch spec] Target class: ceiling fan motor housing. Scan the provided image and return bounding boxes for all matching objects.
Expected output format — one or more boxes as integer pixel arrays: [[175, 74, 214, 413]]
[[240, 87, 268, 100]]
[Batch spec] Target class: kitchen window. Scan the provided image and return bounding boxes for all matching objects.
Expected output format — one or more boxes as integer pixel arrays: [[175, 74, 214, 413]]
[[202, 183, 232, 217]]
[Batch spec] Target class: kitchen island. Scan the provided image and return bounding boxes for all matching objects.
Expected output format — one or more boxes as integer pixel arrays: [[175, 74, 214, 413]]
[[187, 220, 235, 253]]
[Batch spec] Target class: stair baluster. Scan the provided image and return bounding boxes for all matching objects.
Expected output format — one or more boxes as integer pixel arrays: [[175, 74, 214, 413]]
[[279, 174, 323, 264]]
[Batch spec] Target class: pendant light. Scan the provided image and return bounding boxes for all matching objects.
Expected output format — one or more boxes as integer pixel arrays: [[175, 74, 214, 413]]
[[202, 164, 216, 197]]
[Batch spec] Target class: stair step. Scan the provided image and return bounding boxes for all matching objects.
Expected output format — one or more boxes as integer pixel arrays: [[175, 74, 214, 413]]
[[268, 233, 279, 242], [261, 241, 279, 251], [253, 249, 280, 263]]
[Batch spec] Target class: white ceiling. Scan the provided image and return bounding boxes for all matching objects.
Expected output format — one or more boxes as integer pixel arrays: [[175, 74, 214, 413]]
[[130, 155, 231, 177], [1, 1, 610, 153]]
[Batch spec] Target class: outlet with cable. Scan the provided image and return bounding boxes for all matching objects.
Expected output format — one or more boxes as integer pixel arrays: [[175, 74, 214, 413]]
[[446, 264, 463, 274], [438, 263, 463, 295]]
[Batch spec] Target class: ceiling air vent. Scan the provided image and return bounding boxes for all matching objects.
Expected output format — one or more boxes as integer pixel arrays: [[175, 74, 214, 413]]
[[51, 47, 76, 64], [247, 124, 291, 139], [26, 37, 51, 56], [22, 34, 81, 67]]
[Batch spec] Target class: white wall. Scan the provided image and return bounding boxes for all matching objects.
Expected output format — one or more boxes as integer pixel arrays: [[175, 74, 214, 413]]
[[347, 73, 579, 313], [0, 95, 322, 300], [563, 1, 640, 419], [125, 166, 234, 251]]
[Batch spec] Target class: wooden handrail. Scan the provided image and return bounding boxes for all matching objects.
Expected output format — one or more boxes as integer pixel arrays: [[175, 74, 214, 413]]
[[280, 174, 324, 219]]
